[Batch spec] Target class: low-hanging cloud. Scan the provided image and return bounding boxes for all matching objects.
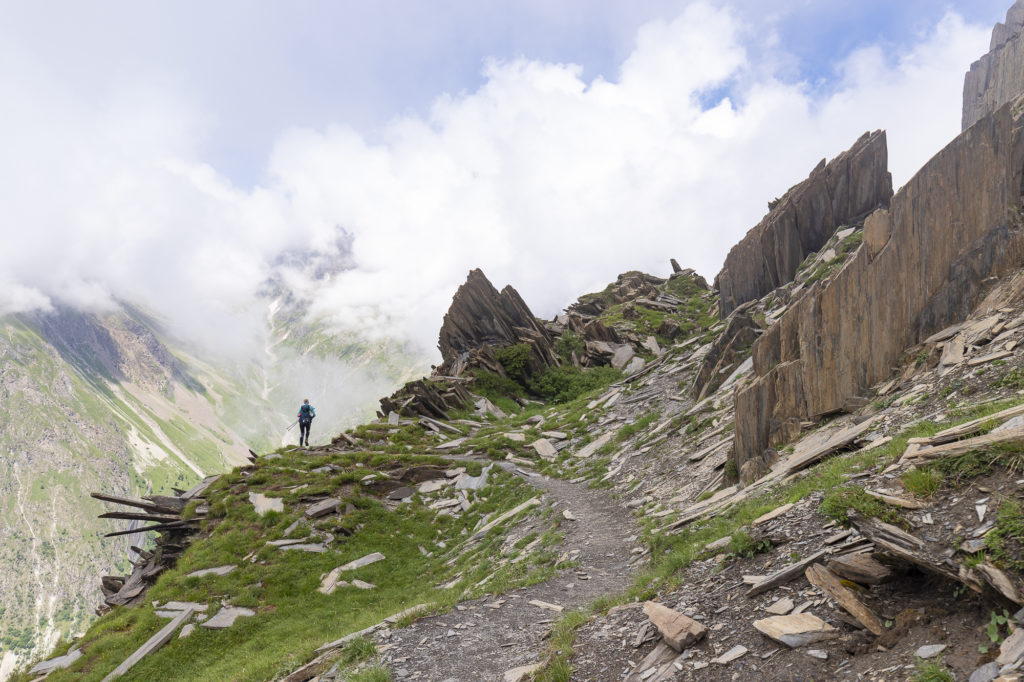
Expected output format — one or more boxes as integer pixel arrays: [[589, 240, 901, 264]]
[[0, 2, 991, 364]]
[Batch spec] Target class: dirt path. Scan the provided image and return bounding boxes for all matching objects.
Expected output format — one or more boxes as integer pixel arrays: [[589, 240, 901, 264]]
[[378, 470, 639, 681]]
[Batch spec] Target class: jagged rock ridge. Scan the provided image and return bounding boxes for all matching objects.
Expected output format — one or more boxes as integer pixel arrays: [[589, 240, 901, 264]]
[[715, 130, 892, 317], [734, 44, 1024, 471], [963, 0, 1024, 130], [437, 268, 558, 378]]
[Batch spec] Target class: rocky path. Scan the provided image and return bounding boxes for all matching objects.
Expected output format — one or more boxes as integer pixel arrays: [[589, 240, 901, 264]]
[[379, 472, 640, 681]]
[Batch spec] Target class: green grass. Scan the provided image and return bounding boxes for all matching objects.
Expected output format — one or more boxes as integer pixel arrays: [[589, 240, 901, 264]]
[[16, 449, 551, 682], [901, 468, 943, 498], [911, 658, 954, 682], [985, 498, 1024, 572]]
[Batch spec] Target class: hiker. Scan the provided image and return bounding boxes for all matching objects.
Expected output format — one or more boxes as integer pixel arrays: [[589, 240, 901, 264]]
[[297, 399, 316, 446]]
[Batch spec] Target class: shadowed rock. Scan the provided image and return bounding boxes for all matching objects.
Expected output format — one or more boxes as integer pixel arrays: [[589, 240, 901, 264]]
[[716, 131, 892, 317], [437, 268, 557, 378]]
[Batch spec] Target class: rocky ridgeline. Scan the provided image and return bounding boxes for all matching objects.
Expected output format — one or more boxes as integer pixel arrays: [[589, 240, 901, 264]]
[[964, 0, 1024, 131], [731, 22, 1024, 476], [715, 129, 892, 318]]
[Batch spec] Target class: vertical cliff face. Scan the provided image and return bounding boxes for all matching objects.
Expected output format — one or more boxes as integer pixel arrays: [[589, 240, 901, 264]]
[[715, 131, 892, 318], [734, 98, 1024, 470], [963, 0, 1024, 131]]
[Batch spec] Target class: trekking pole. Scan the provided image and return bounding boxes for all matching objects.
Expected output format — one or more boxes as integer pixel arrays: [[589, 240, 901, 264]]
[[285, 419, 298, 431]]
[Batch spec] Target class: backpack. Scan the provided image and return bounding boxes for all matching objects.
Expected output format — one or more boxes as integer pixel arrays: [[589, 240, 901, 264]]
[[299, 404, 314, 424]]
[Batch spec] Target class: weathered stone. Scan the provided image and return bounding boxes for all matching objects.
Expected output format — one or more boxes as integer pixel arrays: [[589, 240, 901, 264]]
[[249, 492, 284, 516], [735, 100, 1024, 469], [716, 130, 892, 316], [30, 648, 82, 674], [827, 553, 893, 585], [692, 312, 760, 400], [575, 432, 613, 459], [201, 606, 255, 629], [753, 613, 839, 648], [504, 432, 526, 442], [863, 208, 891, 258], [971, 661, 1002, 682], [611, 344, 636, 370], [711, 645, 748, 664], [336, 552, 385, 572], [504, 664, 543, 682], [998, 626, 1024, 665], [418, 479, 449, 494], [642, 601, 708, 652], [531, 438, 558, 460], [437, 269, 558, 378], [187, 565, 235, 579], [753, 503, 793, 526], [305, 498, 341, 518], [765, 597, 795, 615], [916, 644, 947, 659], [964, 2, 1024, 130], [387, 486, 415, 501]]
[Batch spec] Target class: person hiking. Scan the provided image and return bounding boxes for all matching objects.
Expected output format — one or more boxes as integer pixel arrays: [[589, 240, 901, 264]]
[[297, 399, 316, 447]]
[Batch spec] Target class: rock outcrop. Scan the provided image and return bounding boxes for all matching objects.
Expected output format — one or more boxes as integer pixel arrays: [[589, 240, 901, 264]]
[[963, 0, 1024, 131], [716, 131, 892, 317], [734, 97, 1024, 471], [437, 269, 558, 378]]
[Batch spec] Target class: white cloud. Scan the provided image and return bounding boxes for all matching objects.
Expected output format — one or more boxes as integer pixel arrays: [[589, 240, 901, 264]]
[[0, 2, 993, 366]]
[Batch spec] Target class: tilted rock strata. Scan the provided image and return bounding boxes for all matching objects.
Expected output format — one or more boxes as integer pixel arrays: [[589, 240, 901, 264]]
[[437, 268, 558, 378], [716, 130, 892, 317], [734, 99, 1024, 470], [963, 0, 1024, 131]]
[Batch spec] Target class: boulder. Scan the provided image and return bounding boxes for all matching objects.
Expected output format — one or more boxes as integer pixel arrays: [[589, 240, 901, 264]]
[[716, 130, 893, 317], [753, 613, 839, 648], [642, 601, 708, 652]]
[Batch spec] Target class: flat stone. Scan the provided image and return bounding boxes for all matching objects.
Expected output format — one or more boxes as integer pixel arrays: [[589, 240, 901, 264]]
[[704, 536, 731, 553], [504, 432, 526, 442], [531, 438, 558, 460], [712, 645, 747, 664], [178, 624, 195, 639], [625, 357, 646, 374], [387, 486, 415, 500], [435, 437, 467, 450], [562, 509, 576, 521], [541, 431, 567, 440], [916, 644, 947, 659], [528, 599, 563, 613], [187, 565, 235, 578], [574, 432, 613, 459], [753, 503, 794, 526], [30, 648, 82, 674], [997, 626, 1024, 665], [611, 344, 635, 370], [503, 664, 543, 682], [970, 661, 1001, 682], [280, 543, 326, 553], [387, 411, 400, 425], [337, 552, 386, 572], [352, 579, 376, 590], [305, 498, 341, 518], [806, 649, 828, 660], [455, 464, 491, 491], [418, 479, 449, 494], [753, 613, 839, 648], [157, 601, 208, 612], [765, 598, 795, 615], [249, 491, 286, 512], [993, 415, 1024, 435], [200, 606, 255, 629], [267, 537, 311, 547]]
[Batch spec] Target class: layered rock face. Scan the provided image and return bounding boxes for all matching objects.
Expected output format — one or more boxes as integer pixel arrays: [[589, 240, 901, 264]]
[[716, 131, 893, 317], [734, 99, 1024, 470], [963, 0, 1024, 131], [437, 268, 558, 378]]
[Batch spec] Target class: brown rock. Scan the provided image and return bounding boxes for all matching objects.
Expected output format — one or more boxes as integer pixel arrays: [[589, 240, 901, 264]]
[[864, 208, 891, 258], [691, 312, 759, 400], [734, 99, 1024, 470], [827, 554, 893, 585], [437, 269, 557, 378], [716, 130, 892, 317], [964, 1, 1024, 130], [642, 601, 708, 652]]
